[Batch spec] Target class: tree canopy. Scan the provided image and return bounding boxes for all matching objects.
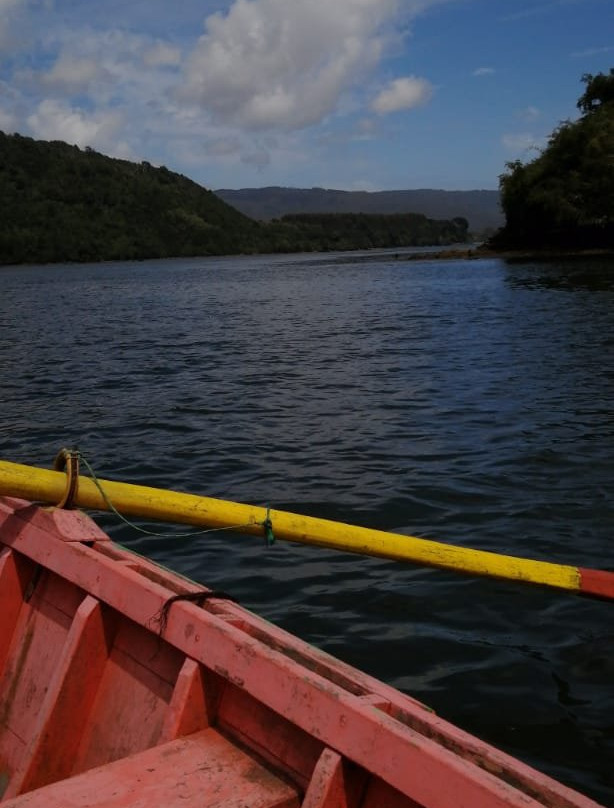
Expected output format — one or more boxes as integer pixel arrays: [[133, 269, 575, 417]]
[[491, 70, 614, 250], [577, 68, 614, 113], [0, 132, 469, 265]]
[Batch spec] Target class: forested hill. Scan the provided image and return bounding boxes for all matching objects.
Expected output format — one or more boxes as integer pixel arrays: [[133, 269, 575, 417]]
[[272, 212, 469, 252], [215, 187, 502, 233], [492, 69, 614, 250], [0, 132, 469, 265], [0, 132, 263, 264]]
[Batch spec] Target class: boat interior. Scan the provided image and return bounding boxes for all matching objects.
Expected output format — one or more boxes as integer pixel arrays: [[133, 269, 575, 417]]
[[0, 496, 598, 808]]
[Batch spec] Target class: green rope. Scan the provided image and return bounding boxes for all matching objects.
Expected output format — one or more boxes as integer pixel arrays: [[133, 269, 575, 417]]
[[70, 450, 274, 542], [262, 506, 275, 546]]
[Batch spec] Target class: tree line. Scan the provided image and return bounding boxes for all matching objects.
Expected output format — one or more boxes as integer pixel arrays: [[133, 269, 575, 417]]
[[491, 69, 614, 250], [0, 133, 468, 265]]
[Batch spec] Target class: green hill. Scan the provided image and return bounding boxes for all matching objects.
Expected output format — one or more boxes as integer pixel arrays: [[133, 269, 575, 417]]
[[0, 132, 469, 265], [0, 132, 264, 264], [491, 70, 614, 250], [272, 212, 468, 251]]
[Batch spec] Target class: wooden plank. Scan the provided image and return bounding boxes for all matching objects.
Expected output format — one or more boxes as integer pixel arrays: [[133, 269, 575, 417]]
[[0, 500, 603, 808], [0, 550, 32, 675], [302, 748, 370, 808], [0, 574, 74, 794], [8, 597, 114, 796], [160, 658, 217, 741], [0, 729, 300, 808]]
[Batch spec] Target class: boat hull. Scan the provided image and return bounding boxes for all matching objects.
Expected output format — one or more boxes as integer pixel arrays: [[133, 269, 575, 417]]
[[0, 497, 603, 807]]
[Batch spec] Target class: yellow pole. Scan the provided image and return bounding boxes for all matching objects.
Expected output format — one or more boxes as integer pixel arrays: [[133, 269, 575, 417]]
[[0, 458, 581, 594]]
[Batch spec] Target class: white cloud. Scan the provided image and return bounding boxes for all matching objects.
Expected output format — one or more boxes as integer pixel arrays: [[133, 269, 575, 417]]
[[0, 0, 22, 17], [180, 0, 411, 130], [0, 0, 455, 184], [0, 105, 17, 132], [42, 55, 103, 93], [571, 45, 614, 58], [371, 75, 432, 114], [143, 42, 182, 68], [0, 0, 24, 49], [14, 27, 186, 155], [473, 66, 494, 76], [502, 132, 542, 153], [32, 28, 182, 107], [26, 98, 127, 154], [205, 136, 242, 156]]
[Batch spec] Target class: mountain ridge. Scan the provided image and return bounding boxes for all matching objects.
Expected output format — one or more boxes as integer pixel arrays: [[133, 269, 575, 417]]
[[215, 186, 503, 233]]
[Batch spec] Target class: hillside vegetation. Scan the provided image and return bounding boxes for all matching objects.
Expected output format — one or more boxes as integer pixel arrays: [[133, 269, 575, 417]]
[[273, 213, 468, 252], [0, 133, 470, 265], [216, 186, 502, 233], [492, 70, 614, 250], [0, 133, 263, 264]]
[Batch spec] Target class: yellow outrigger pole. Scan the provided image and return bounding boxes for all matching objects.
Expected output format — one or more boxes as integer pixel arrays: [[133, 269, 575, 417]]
[[0, 457, 612, 601]]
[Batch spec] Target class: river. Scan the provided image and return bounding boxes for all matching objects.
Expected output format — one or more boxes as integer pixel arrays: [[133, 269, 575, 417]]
[[1, 250, 613, 804]]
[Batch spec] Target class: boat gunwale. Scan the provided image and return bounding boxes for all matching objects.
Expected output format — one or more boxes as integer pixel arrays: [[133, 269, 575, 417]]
[[0, 497, 603, 808]]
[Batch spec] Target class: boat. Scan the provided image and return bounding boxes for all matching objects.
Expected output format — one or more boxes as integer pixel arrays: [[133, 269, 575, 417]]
[[0, 456, 609, 807]]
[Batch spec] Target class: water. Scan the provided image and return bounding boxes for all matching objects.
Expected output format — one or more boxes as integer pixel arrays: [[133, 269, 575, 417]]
[[1, 251, 613, 804]]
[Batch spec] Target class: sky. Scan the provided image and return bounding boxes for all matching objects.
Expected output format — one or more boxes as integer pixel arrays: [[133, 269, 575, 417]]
[[0, 0, 612, 192]]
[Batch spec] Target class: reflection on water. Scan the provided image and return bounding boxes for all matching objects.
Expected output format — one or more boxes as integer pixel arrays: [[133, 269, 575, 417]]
[[505, 256, 614, 291], [1, 252, 613, 804]]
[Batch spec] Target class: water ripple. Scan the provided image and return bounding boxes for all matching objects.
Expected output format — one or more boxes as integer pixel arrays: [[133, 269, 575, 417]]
[[1, 253, 613, 803]]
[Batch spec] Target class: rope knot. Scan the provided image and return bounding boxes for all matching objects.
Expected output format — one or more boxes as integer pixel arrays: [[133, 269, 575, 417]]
[[262, 506, 275, 546], [53, 447, 80, 509]]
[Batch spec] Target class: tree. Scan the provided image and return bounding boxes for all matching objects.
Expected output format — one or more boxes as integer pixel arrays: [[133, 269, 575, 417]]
[[577, 68, 614, 114], [491, 70, 614, 250], [0, 132, 471, 265]]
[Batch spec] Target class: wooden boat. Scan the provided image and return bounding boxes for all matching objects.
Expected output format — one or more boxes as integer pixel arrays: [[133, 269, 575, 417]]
[[0, 492, 605, 808]]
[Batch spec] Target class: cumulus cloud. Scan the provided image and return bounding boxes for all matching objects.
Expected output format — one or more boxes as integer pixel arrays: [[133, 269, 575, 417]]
[[0, 105, 17, 132], [33, 29, 182, 107], [26, 98, 126, 153], [1, 0, 448, 181], [42, 55, 103, 93], [205, 136, 242, 156], [473, 66, 494, 76], [15, 27, 185, 153], [0, 0, 24, 48], [143, 42, 182, 68], [371, 75, 432, 114], [180, 0, 407, 130]]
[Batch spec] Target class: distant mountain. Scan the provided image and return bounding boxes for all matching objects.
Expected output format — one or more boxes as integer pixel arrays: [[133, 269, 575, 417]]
[[215, 187, 503, 233]]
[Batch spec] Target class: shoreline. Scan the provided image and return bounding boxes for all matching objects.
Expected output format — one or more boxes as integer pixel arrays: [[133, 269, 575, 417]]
[[2, 245, 613, 270], [403, 246, 614, 263]]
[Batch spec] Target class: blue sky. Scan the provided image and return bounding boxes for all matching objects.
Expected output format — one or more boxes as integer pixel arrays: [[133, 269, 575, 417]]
[[0, 0, 612, 191]]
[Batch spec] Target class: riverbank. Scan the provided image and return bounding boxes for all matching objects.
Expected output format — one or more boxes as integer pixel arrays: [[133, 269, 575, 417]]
[[402, 246, 614, 262]]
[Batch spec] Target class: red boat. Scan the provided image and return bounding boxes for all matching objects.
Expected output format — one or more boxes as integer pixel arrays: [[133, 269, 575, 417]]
[[0, 492, 605, 808]]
